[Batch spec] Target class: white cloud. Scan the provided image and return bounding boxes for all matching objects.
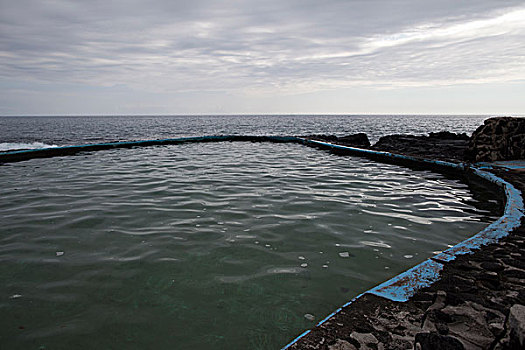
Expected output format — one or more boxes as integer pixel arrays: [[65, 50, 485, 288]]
[[364, 7, 525, 51], [0, 0, 524, 113]]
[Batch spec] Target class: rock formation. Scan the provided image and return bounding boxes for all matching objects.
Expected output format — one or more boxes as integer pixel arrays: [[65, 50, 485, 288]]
[[466, 117, 525, 162], [372, 132, 469, 161]]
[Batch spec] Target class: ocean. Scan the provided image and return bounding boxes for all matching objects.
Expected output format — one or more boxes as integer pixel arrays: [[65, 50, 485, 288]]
[[0, 115, 501, 349], [0, 114, 488, 150]]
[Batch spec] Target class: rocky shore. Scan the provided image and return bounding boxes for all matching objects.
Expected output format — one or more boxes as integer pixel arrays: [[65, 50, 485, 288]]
[[305, 116, 525, 163], [291, 117, 525, 350]]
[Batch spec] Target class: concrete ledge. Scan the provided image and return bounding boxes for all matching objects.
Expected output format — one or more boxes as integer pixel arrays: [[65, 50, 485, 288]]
[[1, 135, 523, 349], [282, 140, 524, 350], [0, 135, 300, 163]]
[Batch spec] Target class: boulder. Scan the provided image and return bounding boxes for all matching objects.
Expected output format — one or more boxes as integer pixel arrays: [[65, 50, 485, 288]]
[[465, 117, 525, 162], [508, 304, 525, 349]]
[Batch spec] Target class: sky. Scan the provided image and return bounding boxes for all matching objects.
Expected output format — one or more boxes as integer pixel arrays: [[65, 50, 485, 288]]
[[1, 0, 524, 115]]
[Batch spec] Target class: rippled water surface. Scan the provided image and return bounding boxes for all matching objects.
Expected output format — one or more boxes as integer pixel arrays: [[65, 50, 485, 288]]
[[0, 142, 500, 349]]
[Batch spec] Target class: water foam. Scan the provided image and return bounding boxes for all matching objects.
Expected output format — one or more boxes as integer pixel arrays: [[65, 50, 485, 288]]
[[0, 142, 58, 151]]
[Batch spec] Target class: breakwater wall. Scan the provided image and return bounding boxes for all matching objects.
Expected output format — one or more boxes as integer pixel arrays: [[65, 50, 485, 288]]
[[0, 135, 299, 163]]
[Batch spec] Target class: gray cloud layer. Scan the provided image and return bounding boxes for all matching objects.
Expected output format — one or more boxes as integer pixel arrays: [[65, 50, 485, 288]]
[[1, 0, 524, 113]]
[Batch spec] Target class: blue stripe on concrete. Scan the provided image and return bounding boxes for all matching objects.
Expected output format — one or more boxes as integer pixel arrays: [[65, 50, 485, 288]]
[[0, 136, 231, 156], [368, 259, 445, 302], [0, 136, 303, 163], [1, 136, 522, 349], [281, 140, 524, 349], [432, 169, 523, 262], [476, 160, 525, 170], [281, 330, 312, 350], [302, 139, 466, 170]]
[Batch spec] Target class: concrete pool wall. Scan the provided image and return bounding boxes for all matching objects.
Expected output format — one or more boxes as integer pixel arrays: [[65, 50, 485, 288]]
[[282, 139, 524, 350], [1, 135, 523, 349]]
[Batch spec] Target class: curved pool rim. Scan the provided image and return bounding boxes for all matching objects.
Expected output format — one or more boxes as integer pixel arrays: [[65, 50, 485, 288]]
[[282, 140, 524, 349], [1, 135, 523, 349]]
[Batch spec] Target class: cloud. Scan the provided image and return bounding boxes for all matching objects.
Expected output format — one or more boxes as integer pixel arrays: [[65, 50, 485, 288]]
[[0, 0, 524, 113]]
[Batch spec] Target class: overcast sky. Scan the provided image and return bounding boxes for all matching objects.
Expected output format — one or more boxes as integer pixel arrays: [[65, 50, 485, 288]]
[[1, 0, 524, 115]]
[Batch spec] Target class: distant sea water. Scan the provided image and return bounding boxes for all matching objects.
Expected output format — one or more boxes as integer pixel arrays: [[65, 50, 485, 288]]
[[0, 115, 503, 349], [0, 114, 490, 150]]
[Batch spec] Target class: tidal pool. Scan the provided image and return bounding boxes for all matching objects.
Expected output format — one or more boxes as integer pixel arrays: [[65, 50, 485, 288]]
[[0, 142, 501, 349]]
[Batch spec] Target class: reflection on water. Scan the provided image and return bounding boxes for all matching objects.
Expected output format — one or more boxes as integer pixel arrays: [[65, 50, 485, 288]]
[[0, 142, 501, 349]]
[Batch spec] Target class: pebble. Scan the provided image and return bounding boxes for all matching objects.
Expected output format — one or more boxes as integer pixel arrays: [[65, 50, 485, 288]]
[[489, 322, 504, 336], [304, 313, 315, 321], [350, 331, 378, 345], [328, 339, 357, 350]]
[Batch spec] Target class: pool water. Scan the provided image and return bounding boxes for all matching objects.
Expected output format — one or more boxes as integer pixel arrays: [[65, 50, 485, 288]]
[[0, 142, 501, 349]]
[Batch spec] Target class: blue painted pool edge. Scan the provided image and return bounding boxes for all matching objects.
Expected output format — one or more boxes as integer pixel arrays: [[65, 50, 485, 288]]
[[0, 135, 300, 155], [0, 135, 301, 163], [1, 136, 523, 349], [280, 139, 524, 350]]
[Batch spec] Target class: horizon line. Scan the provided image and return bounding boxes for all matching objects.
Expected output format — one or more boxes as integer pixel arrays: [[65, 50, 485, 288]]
[[2, 113, 522, 118]]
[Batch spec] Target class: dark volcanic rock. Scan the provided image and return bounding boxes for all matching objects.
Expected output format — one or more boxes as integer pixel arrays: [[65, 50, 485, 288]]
[[465, 117, 525, 162], [305, 133, 371, 148], [415, 332, 465, 350], [481, 261, 505, 272], [338, 133, 371, 147], [508, 304, 525, 349], [307, 131, 471, 160], [428, 131, 469, 140], [372, 132, 469, 161]]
